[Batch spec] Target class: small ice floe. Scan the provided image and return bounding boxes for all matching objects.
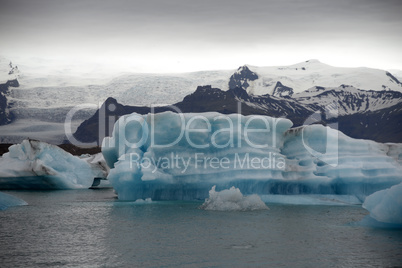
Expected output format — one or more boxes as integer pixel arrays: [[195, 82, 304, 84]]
[[199, 186, 268, 211]]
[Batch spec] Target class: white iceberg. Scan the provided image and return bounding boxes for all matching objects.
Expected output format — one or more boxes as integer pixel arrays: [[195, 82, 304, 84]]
[[200, 186, 268, 211], [0, 140, 96, 189]]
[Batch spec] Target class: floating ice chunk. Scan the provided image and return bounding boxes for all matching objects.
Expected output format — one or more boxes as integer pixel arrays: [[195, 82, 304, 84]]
[[0, 140, 95, 189], [363, 182, 402, 225], [200, 186, 268, 211], [134, 198, 152, 204], [102, 112, 292, 200], [0, 192, 27, 210]]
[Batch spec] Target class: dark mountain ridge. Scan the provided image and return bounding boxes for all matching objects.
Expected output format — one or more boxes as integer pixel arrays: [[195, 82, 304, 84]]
[[0, 79, 18, 125], [72, 85, 402, 145]]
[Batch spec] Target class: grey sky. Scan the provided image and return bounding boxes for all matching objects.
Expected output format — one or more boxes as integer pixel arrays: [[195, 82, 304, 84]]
[[1, 0, 401, 72]]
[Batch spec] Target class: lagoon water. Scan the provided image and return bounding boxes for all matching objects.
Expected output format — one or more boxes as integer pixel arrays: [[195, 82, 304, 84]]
[[1, 189, 401, 267]]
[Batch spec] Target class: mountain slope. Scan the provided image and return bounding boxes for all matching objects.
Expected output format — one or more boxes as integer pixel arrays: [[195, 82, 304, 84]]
[[73, 85, 402, 145], [73, 86, 320, 144], [294, 85, 402, 115], [329, 102, 402, 143], [0, 79, 19, 125]]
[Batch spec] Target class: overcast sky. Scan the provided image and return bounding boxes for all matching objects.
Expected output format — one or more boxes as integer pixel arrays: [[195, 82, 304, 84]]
[[1, 0, 401, 72]]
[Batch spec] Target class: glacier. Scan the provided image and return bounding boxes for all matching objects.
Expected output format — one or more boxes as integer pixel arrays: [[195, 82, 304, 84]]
[[102, 112, 402, 202], [0, 140, 102, 190]]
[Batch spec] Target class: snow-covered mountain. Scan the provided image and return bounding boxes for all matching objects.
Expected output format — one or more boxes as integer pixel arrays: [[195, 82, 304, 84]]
[[230, 60, 402, 96], [1, 56, 401, 144], [3, 57, 401, 111], [294, 85, 402, 116]]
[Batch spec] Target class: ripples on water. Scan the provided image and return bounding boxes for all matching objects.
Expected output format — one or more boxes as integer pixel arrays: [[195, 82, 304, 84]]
[[0, 189, 401, 267]]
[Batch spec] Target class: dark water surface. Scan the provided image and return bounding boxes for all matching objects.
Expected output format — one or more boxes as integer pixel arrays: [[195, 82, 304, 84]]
[[1, 189, 401, 267]]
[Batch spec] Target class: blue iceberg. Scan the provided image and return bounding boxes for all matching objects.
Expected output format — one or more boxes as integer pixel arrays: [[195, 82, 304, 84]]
[[102, 112, 402, 202], [363, 182, 402, 225]]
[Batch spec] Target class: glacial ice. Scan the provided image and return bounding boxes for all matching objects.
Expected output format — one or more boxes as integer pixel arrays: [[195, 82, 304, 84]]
[[363, 182, 402, 225], [102, 112, 402, 202], [0, 140, 97, 189], [0, 192, 27, 210], [199, 186, 268, 211]]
